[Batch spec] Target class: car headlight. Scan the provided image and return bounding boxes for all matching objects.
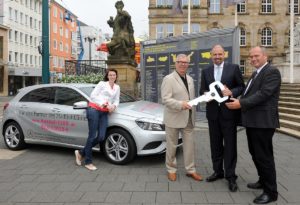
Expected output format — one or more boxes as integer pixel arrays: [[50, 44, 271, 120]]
[[135, 119, 165, 131]]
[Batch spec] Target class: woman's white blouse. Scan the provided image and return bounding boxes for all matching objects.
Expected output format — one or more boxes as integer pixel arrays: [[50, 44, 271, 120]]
[[90, 81, 120, 108]]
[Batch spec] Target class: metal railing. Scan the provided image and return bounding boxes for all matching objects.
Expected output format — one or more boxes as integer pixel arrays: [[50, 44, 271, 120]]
[[65, 60, 107, 76]]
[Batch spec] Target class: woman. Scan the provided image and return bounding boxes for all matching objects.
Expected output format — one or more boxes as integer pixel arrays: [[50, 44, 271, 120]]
[[75, 69, 120, 171]]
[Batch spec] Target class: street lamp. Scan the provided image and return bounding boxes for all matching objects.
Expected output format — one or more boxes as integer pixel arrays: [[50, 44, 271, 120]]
[[84, 36, 96, 65]]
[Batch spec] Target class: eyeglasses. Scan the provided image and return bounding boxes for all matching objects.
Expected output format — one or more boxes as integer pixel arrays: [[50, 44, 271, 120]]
[[176, 61, 189, 65]]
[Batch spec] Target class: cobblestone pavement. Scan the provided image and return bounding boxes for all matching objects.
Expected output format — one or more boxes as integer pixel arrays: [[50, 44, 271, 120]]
[[0, 126, 299, 204], [0, 96, 299, 204]]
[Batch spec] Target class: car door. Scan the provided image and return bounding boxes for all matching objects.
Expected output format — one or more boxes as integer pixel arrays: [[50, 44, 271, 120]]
[[18, 87, 57, 142], [52, 86, 89, 146]]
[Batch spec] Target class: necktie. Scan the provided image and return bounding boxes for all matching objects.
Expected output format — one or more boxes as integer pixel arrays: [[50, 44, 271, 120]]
[[244, 71, 257, 94], [215, 66, 222, 81]]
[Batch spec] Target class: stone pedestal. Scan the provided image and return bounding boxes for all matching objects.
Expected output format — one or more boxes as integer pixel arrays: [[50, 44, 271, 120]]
[[107, 63, 138, 98], [275, 48, 300, 83]]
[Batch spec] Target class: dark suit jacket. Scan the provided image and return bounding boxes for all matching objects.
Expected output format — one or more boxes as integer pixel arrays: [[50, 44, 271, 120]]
[[200, 63, 245, 120], [240, 64, 281, 128]]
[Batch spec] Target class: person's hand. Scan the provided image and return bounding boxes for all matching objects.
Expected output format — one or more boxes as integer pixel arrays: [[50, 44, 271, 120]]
[[222, 85, 233, 97], [182, 101, 192, 110], [108, 105, 116, 113], [225, 98, 241, 109]]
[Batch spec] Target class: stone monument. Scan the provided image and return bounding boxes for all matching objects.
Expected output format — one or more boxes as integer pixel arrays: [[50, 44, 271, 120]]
[[276, 17, 300, 83], [106, 1, 138, 97]]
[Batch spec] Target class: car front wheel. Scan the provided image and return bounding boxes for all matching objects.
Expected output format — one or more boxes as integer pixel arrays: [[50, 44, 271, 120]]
[[4, 121, 26, 150], [102, 128, 136, 165]]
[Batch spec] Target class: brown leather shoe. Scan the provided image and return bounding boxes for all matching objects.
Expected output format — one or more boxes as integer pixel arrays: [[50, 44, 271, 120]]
[[167, 172, 176, 181], [186, 172, 203, 181]]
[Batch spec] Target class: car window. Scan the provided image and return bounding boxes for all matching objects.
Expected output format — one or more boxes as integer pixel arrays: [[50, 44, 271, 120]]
[[20, 87, 55, 103], [78, 86, 95, 96], [54, 87, 87, 106], [120, 92, 136, 103]]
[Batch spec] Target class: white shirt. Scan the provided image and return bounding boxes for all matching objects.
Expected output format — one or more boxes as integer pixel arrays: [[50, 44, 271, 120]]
[[90, 81, 120, 108], [214, 62, 224, 81]]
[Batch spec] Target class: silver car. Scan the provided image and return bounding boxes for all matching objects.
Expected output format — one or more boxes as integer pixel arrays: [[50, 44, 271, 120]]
[[1, 83, 178, 165]]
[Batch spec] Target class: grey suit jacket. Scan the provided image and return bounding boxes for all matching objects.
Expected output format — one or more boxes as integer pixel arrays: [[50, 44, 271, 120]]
[[240, 64, 281, 128], [161, 71, 195, 128]]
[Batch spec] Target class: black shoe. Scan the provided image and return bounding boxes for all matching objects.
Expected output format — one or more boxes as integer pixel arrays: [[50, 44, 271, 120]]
[[206, 173, 224, 182], [228, 180, 238, 192], [247, 181, 263, 189], [253, 192, 277, 204]]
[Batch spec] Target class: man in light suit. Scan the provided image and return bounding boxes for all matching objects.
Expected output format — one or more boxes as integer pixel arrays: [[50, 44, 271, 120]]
[[200, 45, 245, 192], [161, 54, 202, 182], [226, 46, 281, 204]]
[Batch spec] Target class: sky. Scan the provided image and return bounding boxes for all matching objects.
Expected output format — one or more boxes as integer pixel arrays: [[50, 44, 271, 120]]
[[60, 0, 149, 37]]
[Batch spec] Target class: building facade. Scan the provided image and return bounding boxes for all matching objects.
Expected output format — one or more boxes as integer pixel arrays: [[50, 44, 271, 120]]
[[0, 25, 9, 96], [49, 0, 78, 81], [0, 0, 42, 95], [149, 0, 298, 76]]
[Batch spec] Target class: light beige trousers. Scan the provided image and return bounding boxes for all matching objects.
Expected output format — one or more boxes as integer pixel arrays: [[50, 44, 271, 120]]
[[165, 116, 196, 174]]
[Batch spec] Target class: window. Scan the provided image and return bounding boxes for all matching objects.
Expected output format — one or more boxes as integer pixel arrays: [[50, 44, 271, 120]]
[[25, 54, 28, 64], [53, 7, 57, 17], [289, 0, 299, 14], [20, 87, 55, 103], [65, 44, 69, 53], [157, 0, 172, 6], [209, 0, 220, 13], [9, 52, 12, 62], [261, 27, 272, 46], [240, 28, 246, 46], [53, 23, 57, 33], [30, 17, 33, 28], [14, 31, 18, 42], [9, 7, 13, 20], [261, 0, 272, 13], [30, 55, 33, 64], [59, 27, 63, 36], [20, 32, 23, 44], [54, 87, 86, 106], [240, 60, 245, 75], [53, 39, 57, 49], [25, 34, 28, 44], [25, 15, 28, 25], [9, 30, 12, 41], [15, 52, 18, 63], [156, 24, 164, 39], [166, 24, 174, 37], [53, 56, 58, 67], [30, 36, 33, 46], [59, 42, 63, 51], [20, 53, 23, 64], [0, 37, 3, 59], [20, 12, 23, 24], [182, 23, 200, 35], [65, 29, 69, 38], [0, 66, 3, 92], [237, 2, 246, 13], [15, 10, 18, 22]]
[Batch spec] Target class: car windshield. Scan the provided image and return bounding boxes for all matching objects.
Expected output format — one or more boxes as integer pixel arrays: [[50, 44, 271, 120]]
[[78, 86, 136, 103]]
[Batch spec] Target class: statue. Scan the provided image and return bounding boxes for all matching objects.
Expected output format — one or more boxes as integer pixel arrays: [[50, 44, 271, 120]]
[[107, 1, 136, 65]]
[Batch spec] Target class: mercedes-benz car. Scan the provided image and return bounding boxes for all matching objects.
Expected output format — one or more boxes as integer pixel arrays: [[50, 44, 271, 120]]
[[1, 83, 178, 165]]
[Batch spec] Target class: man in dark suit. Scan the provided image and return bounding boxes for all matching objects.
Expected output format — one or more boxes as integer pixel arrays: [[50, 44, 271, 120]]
[[226, 46, 281, 204], [200, 45, 245, 192]]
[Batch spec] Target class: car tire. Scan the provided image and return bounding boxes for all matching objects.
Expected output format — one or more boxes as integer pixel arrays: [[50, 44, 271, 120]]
[[102, 128, 136, 165], [3, 121, 26, 150]]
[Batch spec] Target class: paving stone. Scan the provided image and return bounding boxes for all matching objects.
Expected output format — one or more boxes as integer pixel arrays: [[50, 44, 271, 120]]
[[145, 182, 168, 191], [137, 174, 158, 182], [30, 191, 61, 202], [80, 191, 108, 203], [181, 192, 207, 203], [99, 182, 124, 191], [130, 192, 156, 203], [8, 191, 36, 202], [105, 191, 132, 203], [122, 182, 146, 191], [156, 192, 182, 204], [205, 191, 234, 203], [55, 191, 84, 202], [169, 182, 193, 191], [55, 182, 80, 191], [76, 182, 102, 191]]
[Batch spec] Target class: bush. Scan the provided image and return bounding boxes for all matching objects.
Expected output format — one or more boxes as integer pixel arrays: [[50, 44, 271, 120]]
[[59, 73, 104, 84]]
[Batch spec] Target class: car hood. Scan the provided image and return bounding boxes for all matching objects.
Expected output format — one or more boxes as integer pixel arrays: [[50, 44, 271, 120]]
[[117, 100, 164, 121]]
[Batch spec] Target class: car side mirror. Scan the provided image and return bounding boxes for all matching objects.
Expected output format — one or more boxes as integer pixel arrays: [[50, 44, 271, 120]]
[[73, 101, 88, 109]]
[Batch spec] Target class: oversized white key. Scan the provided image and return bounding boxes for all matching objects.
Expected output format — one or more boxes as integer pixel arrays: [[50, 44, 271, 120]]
[[188, 81, 229, 106]]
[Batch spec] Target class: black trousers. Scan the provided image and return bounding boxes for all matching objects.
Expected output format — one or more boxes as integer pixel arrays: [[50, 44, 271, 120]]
[[246, 127, 278, 197], [208, 116, 237, 181]]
